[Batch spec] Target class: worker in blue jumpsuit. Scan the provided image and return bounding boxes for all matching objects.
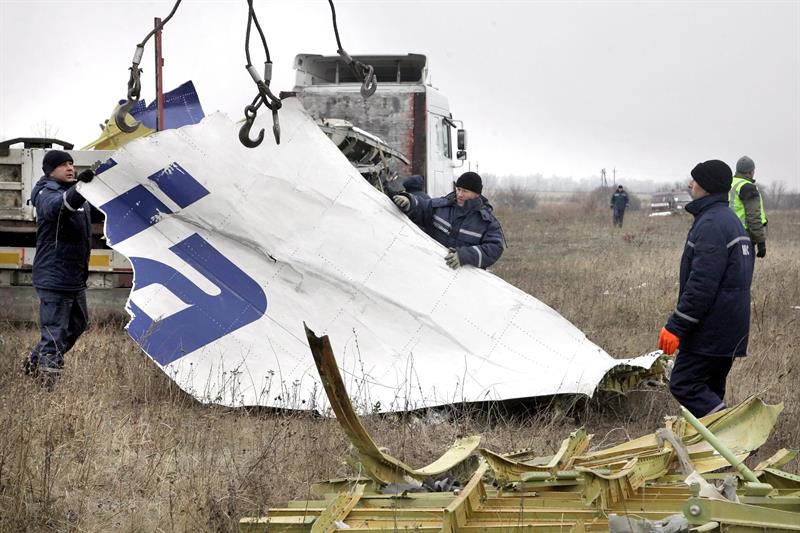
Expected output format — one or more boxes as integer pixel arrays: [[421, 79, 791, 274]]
[[393, 171, 505, 270], [610, 185, 629, 227], [658, 160, 754, 417], [25, 150, 95, 388]]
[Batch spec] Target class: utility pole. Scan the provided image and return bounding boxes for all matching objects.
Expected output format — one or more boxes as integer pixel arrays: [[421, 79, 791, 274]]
[[601, 168, 607, 187], [613, 167, 616, 185]]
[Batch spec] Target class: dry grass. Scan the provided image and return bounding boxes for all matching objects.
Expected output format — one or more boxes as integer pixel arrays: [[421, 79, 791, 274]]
[[1, 206, 798, 531]]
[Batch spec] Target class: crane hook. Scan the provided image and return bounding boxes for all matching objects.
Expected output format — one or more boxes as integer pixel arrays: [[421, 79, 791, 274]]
[[360, 64, 377, 98], [113, 98, 141, 134], [114, 65, 143, 133], [239, 104, 265, 148]]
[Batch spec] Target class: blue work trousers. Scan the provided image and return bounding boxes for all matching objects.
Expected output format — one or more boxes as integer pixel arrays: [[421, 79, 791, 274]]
[[29, 288, 88, 371], [669, 351, 734, 417], [613, 209, 626, 227]]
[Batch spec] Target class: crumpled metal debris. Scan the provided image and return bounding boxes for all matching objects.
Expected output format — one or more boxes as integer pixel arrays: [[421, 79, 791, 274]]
[[240, 331, 800, 532]]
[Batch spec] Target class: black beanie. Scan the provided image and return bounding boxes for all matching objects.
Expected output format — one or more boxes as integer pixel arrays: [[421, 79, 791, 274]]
[[690, 160, 732, 194], [42, 150, 74, 176], [455, 171, 482, 194]]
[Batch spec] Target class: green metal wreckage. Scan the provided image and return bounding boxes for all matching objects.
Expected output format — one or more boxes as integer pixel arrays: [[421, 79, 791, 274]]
[[240, 328, 800, 532]]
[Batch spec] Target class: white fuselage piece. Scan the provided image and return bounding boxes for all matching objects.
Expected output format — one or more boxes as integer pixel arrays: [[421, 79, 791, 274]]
[[79, 98, 657, 411]]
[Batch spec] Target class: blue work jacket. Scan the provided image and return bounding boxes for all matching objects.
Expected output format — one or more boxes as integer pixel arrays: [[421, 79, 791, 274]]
[[610, 191, 629, 212], [406, 191, 505, 269], [666, 193, 754, 357], [30, 177, 92, 290]]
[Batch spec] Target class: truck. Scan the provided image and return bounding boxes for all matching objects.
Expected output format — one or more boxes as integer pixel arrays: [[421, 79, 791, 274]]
[[0, 53, 467, 320], [290, 53, 468, 196], [650, 189, 692, 215]]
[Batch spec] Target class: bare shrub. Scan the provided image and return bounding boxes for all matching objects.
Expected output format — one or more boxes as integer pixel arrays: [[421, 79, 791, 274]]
[[763, 181, 800, 210], [487, 182, 539, 211]]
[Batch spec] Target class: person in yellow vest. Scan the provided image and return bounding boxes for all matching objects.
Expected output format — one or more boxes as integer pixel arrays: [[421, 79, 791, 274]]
[[730, 156, 767, 258]]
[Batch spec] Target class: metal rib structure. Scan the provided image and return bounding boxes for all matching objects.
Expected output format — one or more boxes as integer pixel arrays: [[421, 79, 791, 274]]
[[241, 329, 800, 532]]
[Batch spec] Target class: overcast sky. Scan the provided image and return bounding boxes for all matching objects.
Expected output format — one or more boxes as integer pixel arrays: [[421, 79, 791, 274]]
[[1, 0, 798, 188]]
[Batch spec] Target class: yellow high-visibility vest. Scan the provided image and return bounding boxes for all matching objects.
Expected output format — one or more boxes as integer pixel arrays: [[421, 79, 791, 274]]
[[730, 176, 767, 228]]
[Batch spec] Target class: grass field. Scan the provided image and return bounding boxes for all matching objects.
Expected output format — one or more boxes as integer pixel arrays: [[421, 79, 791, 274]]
[[1, 205, 798, 531]]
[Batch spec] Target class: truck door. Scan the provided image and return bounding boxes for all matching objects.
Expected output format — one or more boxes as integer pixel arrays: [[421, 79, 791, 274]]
[[427, 113, 454, 197]]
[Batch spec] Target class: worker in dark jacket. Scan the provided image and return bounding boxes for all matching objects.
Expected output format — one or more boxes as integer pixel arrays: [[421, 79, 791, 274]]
[[25, 150, 95, 387], [730, 156, 767, 259], [393, 171, 505, 269], [658, 160, 754, 417], [610, 185, 629, 227], [402, 174, 430, 200]]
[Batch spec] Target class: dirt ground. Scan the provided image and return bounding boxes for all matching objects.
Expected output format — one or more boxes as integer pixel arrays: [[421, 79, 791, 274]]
[[1, 205, 798, 532]]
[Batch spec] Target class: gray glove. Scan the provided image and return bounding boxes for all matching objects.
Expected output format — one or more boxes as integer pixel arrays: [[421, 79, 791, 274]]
[[393, 195, 410, 212], [445, 248, 461, 269]]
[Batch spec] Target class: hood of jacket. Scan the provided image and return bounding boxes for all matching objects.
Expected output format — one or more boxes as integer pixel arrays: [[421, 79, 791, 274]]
[[685, 192, 728, 217], [403, 174, 425, 192]]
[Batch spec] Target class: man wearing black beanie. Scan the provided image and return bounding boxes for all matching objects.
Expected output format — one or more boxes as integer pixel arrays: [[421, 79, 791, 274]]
[[392, 171, 505, 269], [657, 159, 754, 417], [25, 150, 96, 388]]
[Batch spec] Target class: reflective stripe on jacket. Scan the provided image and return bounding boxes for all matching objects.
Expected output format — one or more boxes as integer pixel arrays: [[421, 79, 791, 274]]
[[666, 193, 754, 357]]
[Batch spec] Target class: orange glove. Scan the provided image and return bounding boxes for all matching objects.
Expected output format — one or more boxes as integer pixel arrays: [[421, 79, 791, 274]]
[[658, 327, 680, 356]]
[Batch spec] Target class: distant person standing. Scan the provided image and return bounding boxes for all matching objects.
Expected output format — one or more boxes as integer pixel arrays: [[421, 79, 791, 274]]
[[658, 160, 754, 417], [25, 151, 95, 388], [610, 185, 629, 227], [730, 156, 767, 259]]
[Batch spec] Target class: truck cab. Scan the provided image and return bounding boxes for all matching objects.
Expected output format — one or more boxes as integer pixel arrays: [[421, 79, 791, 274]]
[[291, 53, 467, 197]]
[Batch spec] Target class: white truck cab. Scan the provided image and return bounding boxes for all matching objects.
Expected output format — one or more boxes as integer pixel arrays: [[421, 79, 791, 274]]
[[291, 53, 467, 197]]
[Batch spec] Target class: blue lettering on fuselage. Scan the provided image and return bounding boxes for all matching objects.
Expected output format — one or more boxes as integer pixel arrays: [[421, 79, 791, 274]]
[[99, 160, 268, 365]]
